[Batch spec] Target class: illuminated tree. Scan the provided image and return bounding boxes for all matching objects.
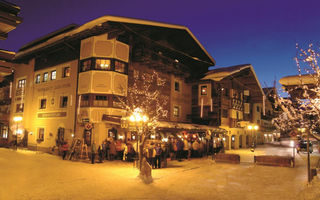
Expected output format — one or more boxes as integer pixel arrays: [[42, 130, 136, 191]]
[[119, 69, 169, 176], [273, 43, 320, 183], [273, 43, 320, 140]]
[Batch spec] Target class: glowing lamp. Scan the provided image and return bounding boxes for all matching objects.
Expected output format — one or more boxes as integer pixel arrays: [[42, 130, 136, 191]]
[[129, 115, 135, 122], [13, 116, 23, 122], [142, 115, 148, 122]]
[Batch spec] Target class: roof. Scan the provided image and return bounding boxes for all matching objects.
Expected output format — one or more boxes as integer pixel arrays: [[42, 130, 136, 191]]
[[0, 49, 15, 61], [203, 64, 251, 81], [0, 50, 14, 77], [15, 16, 215, 66], [157, 121, 227, 133], [202, 64, 265, 96], [0, 0, 22, 40], [279, 74, 316, 86]]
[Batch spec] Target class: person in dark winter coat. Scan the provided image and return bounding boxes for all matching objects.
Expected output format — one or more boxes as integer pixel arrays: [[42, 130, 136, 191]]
[[109, 140, 116, 161], [102, 141, 106, 160], [146, 143, 156, 168], [91, 142, 97, 164], [154, 143, 162, 168], [176, 139, 184, 161], [98, 144, 104, 163], [61, 141, 69, 160]]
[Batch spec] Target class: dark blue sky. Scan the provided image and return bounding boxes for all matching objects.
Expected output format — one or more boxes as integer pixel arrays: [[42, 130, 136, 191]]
[[2, 0, 320, 87]]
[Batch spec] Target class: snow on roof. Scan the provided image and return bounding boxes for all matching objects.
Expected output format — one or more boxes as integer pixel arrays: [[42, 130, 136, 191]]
[[279, 74, 316, 86], [203, 64, 251, 81], [15, 15, 215, 65], [202, 64, 264, 96], [0, 49, 15, 61]]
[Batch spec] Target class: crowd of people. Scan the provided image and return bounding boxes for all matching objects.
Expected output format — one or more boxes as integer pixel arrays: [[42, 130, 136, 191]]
[[60, 136, 225, 166]]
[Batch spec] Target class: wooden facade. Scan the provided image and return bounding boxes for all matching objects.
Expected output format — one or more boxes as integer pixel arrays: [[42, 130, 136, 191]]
[[9, 16, 214, 150]]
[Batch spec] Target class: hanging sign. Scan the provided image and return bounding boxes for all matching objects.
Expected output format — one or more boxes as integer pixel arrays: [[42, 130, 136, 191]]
[[85, 123, 93, 130]]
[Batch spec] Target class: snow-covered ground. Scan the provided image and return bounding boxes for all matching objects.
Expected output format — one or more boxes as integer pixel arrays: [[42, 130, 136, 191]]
[[0, 143, 319, 200]]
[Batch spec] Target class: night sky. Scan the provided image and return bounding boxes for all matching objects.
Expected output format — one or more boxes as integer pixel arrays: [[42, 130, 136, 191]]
[[1, 0, 320, 87]]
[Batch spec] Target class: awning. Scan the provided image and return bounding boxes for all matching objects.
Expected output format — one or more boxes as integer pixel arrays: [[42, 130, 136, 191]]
[[156, 121, 227, 134], [102, 115, 121, 125]]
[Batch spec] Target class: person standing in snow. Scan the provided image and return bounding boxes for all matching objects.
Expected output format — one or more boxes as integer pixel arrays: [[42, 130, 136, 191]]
[[146, 143, 156, 168], [192, 140, 200, 157], [123, 143, 128, 161], [61, 140, 69, 160], [102, 141, 106, 160], [109, 140, 116, 161], [176, 139, 184, 161], [155, 143, 162, 168], [98, 144, 104, 163], [91, 142, 97, 164]]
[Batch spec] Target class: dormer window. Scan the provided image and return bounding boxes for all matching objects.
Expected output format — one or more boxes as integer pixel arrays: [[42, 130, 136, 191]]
[[35, 75, 41, 84], [51, 70, 56, 80], [43, 72, 48, 82]]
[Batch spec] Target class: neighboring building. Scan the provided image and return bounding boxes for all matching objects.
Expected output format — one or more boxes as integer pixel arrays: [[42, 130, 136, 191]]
[[10, 16, 215, 151], [0, 0, 22, 40], [0, 0, 22, 145], [262, 87, 279, 142], [0, 50, 14, 145], [191, 64, 268, 149]]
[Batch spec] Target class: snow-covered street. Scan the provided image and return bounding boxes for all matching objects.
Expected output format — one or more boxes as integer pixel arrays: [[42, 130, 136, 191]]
[[1, 143, 320, 200]]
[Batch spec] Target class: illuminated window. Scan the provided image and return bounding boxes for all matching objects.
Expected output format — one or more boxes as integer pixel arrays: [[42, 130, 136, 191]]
[[81, 95, 90, 107], [51, 70, 56, 80], [2, 126, 8, 138], [115, 60, 126, 73], [63, 67, 70, 78], [18, 79, 26, 88], [40, 99, 47, 109], [16, 103, 24, 113], [94, 95, 108, 107], [201, 85, 207, 95], [174, 81, 180, 92], [81, 59, 92, 72], [35, 75, 41, 84], [38, 128, 44, 142], [60, 96, 68, 108], [173, 106, 179, 117], [95, 59, 111, 70], [43, 72, 48, 82]]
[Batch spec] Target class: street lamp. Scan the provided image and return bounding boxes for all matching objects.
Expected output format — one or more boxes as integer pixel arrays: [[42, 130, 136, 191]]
[[13, 116, 23, 150], [129, 108, 148, 169], [254, 125, 259, 144], [247, 124, 259, 147]]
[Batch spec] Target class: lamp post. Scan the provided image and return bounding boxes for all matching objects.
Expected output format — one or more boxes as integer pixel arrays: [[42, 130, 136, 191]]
[[129, 108, 148, 170], [254, 125, 259, 145], [13, 116, 23, 150], [247, 124, 259, 147]]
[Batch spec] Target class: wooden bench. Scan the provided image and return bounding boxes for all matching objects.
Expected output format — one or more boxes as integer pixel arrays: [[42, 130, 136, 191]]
[[254, 155, 294, 168], [215, 153, 240, 164]]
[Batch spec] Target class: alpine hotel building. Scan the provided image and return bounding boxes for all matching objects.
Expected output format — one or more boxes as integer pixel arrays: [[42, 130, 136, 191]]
[[7, 16, 276, 151]]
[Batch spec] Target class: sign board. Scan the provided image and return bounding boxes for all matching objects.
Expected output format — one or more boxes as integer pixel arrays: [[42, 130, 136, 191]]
[[82, 118, 90, 123], [85, 123, 93, 130]]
